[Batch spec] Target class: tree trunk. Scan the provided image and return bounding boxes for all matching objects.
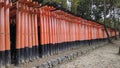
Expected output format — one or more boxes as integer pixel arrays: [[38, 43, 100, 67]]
[[103, 0, 112, 43], [104, 26, 112, 43]]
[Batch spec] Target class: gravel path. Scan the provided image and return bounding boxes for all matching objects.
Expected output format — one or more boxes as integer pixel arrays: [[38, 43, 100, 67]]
[[57, 40, 120, 68]]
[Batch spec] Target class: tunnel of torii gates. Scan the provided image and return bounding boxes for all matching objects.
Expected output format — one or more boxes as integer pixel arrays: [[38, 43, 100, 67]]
[[0, 0, 119, 67]]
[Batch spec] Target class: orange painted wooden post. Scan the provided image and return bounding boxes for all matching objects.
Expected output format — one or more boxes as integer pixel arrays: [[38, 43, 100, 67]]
[[100, 27, 102, 39], [50, 11, 53, 54], [23, 1, 27, 60], [74, 22, 77, 46], [75, 21, 77, 43], [46, 7, 49, 56], [97, 27, 99, 42], [31, 9, 36, 59], [94, 25, 96, 42], [72, 20, 76, 47], [66, 15, 68, 48], [65, 14, 67, 49], [78, 19, 80, 43], [39, 8, 45, 57], [69, 19, 71, 48], [81, 20, 84, 42], [56, 12, 58, 52], [87, 23, 89, 41], [90, 22, 92, 43], [96, 25, 98, 41], [88, 22, 92, 45], [72, 19, 74, 44], [64, 15, 66, 50], [59, 13, 62, 51], [46, 6, 51, 56], [43, 7, 47, 57], [55, 12, 57, 53], [62, 13, 64, 48], [66, 16, 68, 48], [89, 24, 91, 42], [48, 7, 51, 55], [47, 8, 51, 55], [62, 15, 65, 50], [94, 25, 96, 41], [86, 22, 88, 43], [55, 12, 58, 53], [51, 11, 54, 55], [66, 16, 69, 49], [24, 5, 27, 61], [87, 23, 89, 45], [0, 1, 5, 67], [84, 21, 86, 43], [94, 25, 97, 40], [57, 12, 60, 52], [83, 21, 86, 43], [16, 2, 21, 64], [34, 8, 39, 58], [92, 24, 94, 41], [83, 21, 85, 42], [88, 22, 90, 45], [68, 17, 71, 49], [4, 0, 11, 66], [75, 19, 78, 45], [72, 19, 74, 47], [95, 25, 98, 42], [79, 19, 81, 41], [60, 14, 62, 47], [21, 4, 25, 63], [41, 8, 45, 57], [93, 25, 96, 41], [28, 7, 33, 60], [90, 22, 92, 45], [80, 20, 83, 41], [67, 16, 69, 48], [48, 8, 52, 55], [31, 8, 34, 60], [53, 12, 56, 54], [79, 19, 81, 42], [24, 6, 29, 61], [66, 18, 68, 46], [77, 22, 79, 44], [27, 7, 30, 61]]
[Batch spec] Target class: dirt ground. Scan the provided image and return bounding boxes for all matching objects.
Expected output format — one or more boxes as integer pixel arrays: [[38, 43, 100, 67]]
[[14, 42, 93, 68], [57, 40, 120, 68]]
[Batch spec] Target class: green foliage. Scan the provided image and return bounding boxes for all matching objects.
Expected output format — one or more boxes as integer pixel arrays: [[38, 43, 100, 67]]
[[71, 0, 81, 14], [37, 0, 120, 29]]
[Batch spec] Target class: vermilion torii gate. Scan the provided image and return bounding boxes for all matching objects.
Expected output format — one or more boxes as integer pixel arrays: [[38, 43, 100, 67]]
[[0, 0, 119, 67]]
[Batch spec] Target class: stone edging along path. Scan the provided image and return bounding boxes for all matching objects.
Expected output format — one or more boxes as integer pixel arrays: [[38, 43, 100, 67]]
[[32, 42, 107, 68]]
